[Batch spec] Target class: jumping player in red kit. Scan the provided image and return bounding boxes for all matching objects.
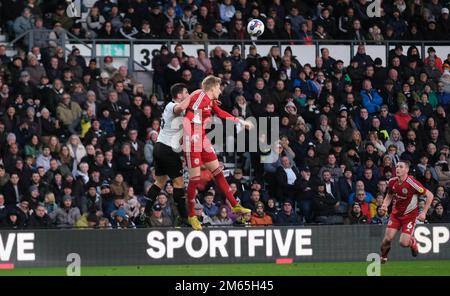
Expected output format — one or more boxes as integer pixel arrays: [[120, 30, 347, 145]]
[[183, 75, 253, 230], [380, 160, 433, 263]]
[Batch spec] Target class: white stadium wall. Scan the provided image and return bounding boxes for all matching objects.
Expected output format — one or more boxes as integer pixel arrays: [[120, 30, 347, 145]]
[[68, 43, 450, 72]]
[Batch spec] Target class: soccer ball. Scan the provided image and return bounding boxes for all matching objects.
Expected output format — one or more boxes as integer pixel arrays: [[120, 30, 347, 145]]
[[247, 19, 265, 37]]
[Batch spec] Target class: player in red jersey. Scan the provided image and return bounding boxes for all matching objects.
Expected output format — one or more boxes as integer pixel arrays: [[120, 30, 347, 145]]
[[379, 160, 433, 263], [183, 76, 253, 230]]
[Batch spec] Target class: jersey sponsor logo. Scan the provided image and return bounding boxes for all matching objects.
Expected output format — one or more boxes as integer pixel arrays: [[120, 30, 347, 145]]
[[395, 193, 407, 200]]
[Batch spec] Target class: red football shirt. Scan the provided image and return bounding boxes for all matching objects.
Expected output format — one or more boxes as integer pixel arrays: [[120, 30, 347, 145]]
[[387, 176, 426, 216], [185, 91, 239, 131]]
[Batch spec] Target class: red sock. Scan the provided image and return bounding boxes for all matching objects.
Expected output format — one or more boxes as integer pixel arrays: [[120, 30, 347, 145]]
[[212, 168, 238, 207], [187, 176, 200, 217]]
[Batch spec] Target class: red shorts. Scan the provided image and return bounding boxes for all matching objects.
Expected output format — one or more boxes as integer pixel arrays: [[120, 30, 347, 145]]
[[184, 135, 217, 168], [387, 211, 418, 235]]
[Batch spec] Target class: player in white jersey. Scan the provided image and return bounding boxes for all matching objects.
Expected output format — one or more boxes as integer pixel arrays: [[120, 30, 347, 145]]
[[144, 83, 193, 222]]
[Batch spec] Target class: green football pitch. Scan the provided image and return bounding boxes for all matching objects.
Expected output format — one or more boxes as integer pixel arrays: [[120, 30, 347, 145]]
[[1, 260, 449, 276]]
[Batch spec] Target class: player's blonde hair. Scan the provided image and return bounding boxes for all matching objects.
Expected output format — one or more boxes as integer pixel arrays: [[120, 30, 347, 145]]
[[201, 75, 221, 91]]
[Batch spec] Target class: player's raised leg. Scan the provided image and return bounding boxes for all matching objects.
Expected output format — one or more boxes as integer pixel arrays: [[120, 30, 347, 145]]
[[399, 232, 419, 257], [204, 159, 250, 214]]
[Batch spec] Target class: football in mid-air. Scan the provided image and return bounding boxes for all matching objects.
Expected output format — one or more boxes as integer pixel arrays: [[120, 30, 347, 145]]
[[247, 19, 265, 37]]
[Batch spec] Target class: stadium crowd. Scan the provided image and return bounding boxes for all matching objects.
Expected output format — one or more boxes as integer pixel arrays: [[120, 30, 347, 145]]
[[1, 0, 450, 229]]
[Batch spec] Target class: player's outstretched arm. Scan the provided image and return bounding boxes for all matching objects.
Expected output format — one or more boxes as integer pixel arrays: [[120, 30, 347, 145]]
[[212, 104, 254, 129], [418, 189, 434, 221]]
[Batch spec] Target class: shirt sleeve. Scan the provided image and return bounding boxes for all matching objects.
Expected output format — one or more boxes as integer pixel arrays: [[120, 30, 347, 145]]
[[407, 176, 426, 194], [212, 104, 239, 122]]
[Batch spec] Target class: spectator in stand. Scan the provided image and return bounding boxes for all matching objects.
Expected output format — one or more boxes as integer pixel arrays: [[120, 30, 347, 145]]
[[370, 205, 390, 225], [52, 5, 73, 30], [348, 19, 366, 41], [28, 203, 52, 228], [281, 20, 299, 41], [49, 195, 80, 228], [274, 200, 300, 225], [436, 81, 450, 108], [429, 202, 450, 223], [202, 191, 219, 218], [394, 103, 413, 133], [352, 189, 372, 219], [196, 5, 215, 34], [219, 0, 235, 28], [348, 180, 374, 204], [147, 204, 169, 227], [163, 57, 182, 95], [119, 18, 138, 40], [209, 21, 229, 39], [212, 205, 233, 226], [260, 17, 278, 40], [425, 47, 443, 72], [312, 182, 343, 224], [361, 79, 383, 114], [250, 202, 273, 226], [286, 6, 304, 33], [56, 93, 82, 135], [0, 194, 7, 225], [298, 22, 313, 44], [194, 203, 213, 227], [275, 156, 300, 202], [190, 23, 208, 42], [111, 207, 136, 229], [345, 202, 369, 224], [13, 8, 34, 39], [86, 6, 106, 38], [2, 209, 25, 229], [195, 49, 213, 75]]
